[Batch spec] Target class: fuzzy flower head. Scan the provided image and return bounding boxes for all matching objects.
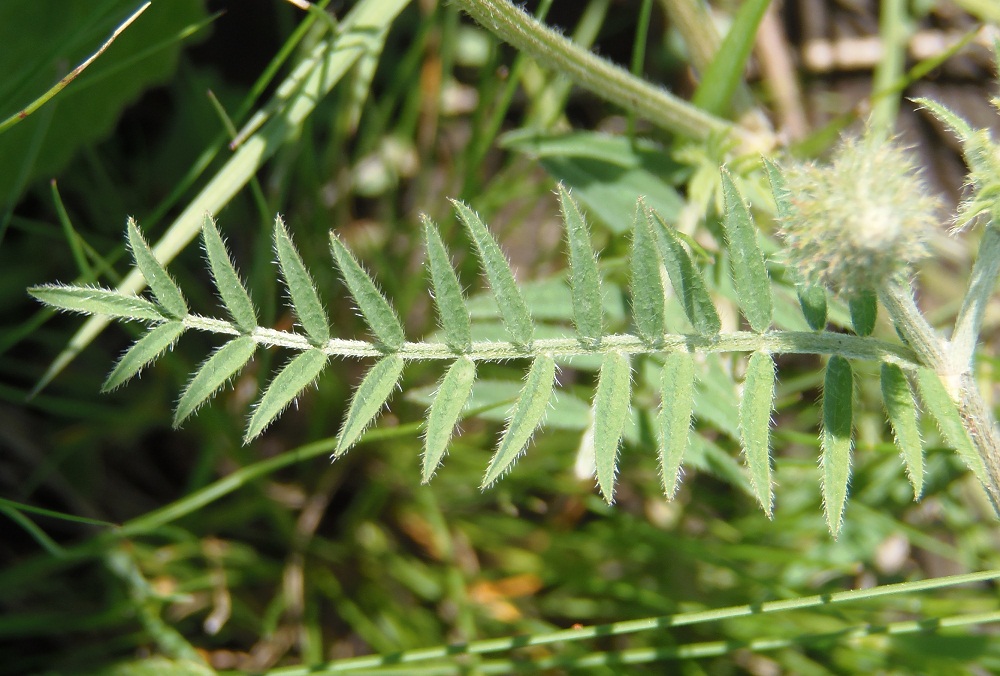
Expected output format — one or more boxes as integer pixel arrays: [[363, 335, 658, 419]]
[[776, 133, 941, 298]]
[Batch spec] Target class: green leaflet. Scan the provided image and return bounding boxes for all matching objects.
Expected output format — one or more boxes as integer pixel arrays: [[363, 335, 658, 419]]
[[482, 355, 556, 488], [659, 352, 695, 498], [335, 355, 406, 457], [102, 322, 186, 392], [274, 217, 330, 346], [763, 156, 792, 222], [916, 368, 989, 487], [174, 336, 258, 428], [822, 356, 854, 537], [421, 216, 472, 353], [796, 284, 828, 331], [422, 357, 476, 482], [740, 351, 775, 516], [651, 210, 721, 335], [28, 284, 166, 322], [245, 349, 329, 442], [880, 363, 923, 499], [631, 201, 665, 345], [202, 214, 257, 333], [912, 98, 975, 147], [720, 168, 772, 333], [452, 199, 534, 347], [558, 184, 603, 345], [849, 289, 878, 336], [329, 233, 406, 351], [593, 352, 631, 503], [126, 218, 188, 320]]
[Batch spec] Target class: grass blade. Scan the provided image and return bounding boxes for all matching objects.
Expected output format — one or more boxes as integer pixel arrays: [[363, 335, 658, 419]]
[[29, 284, 165, 322], [174, 336, 258, 427], [651, 210, 721, 335], [422, 216, 472, 353], [274, 216, 330, 346], [335, 355, 405, 456], [593, 352, 631, 503], [452, 200, 534, 347], [126, 217, 188, 319], [880, 363, 923, 499], [482, 355, 556, 488], [245, 349, 328, 442], [822, 356, 854, 537], [849, 289, 878, 336], [632, 200, 665, 345], [916, 367, 989, 487], [721, 168, 772, 333], [422, 357, 477, 482], [202, 214, 257, 333], [740, 351, 776, 516], [659, 352, 695, 498], [329, 233, 405, 351], [558, 184, 603, 345], [102, 321, 185, 392]]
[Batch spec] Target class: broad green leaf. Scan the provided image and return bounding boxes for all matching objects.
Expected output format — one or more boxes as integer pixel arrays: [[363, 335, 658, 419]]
[[335, 355, 405, 456], [274, 216, 330, 346], [102, 321, 185, 392], [651, 210, 721, 335], [482, 355, 556, 488], [29, 284, 165, 322], [763, 156, 792, 221], [174, 336, 257, 427], [822, 356, 854, 537], [329, 232, 405, 351], [558, 184, 603, 346], [740, 351, 775, 516], [245, 349, 328, 442], [880, 363, 924, 499], [916, 367, 989, 486], [452, 199, 534, 347], [797, 284, 828, 331], [202, 214, 257, 332], [631, 201, 665, 345], [593, 352, 631, 503], [659, 352, 696, 498], [849, 289, 878, 336], [422, 216, 471, 352], [720, 168, 772, 333], [422, 357, 476, 482], [126, 218, 187, 319]]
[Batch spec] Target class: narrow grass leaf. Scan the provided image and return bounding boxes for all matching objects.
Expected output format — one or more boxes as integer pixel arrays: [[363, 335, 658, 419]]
[[822, 356, 854, 537], [659, 352, 696, 498], [482, 355, 556, 488], [797, 284, 828, 331], [245, 349, 328, 442], [102, 322, 185, 392], [849, 289, 878, 336], [335, 355, 405, 456], [881, 363, 923, 499], [558, 184, 603, 345], [126, 217, 188, 319], [422, 216, 471, 352], [721, 168, 772, 333], [740, 351, 775, 516], [29, 284, 165, 322], [329, 233, 405, 351], [651, 211, 721, 334], [202, 214, 257, 332], [593, 352, 631, 503], [174, 336, 257, 427], [274, 216, 329, 346], [422, 357, 476, 482], [763, 156, 792, 221], [916, 367, 989, 486], [452, 200, 533, 347], [632, 200, 665, 344]]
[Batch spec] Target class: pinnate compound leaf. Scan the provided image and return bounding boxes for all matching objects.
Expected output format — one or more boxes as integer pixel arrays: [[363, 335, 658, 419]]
[[797, 284, 828, 331], [740, 351, 775, 516], [452, 200, 534, 347], [482, 355, 556, 488], [916, 367, 989, 486], [174, 336, 257, 427], [593, 352, 631, 503], [202, 214, 257, 332], [822, 356, 854, 537], [721, 168, 772, 333], [659, 352, 696, 498], [126, 218, 188, 319], [335, 355, 405, 456], [274, 217, 330, 346], [880, 363, 923, 499], [558, 184, 603, 345], [29, 284, 165, 322], [632, 200, 665, 344], [849, 289, 878, 336], [651, 210, 721, 335], [102, 322, 185, 392], [422, 216, 472, 352], [329, 233, 406, 351], [245, 349, 328, 442], [422, 357, 476, 482]]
